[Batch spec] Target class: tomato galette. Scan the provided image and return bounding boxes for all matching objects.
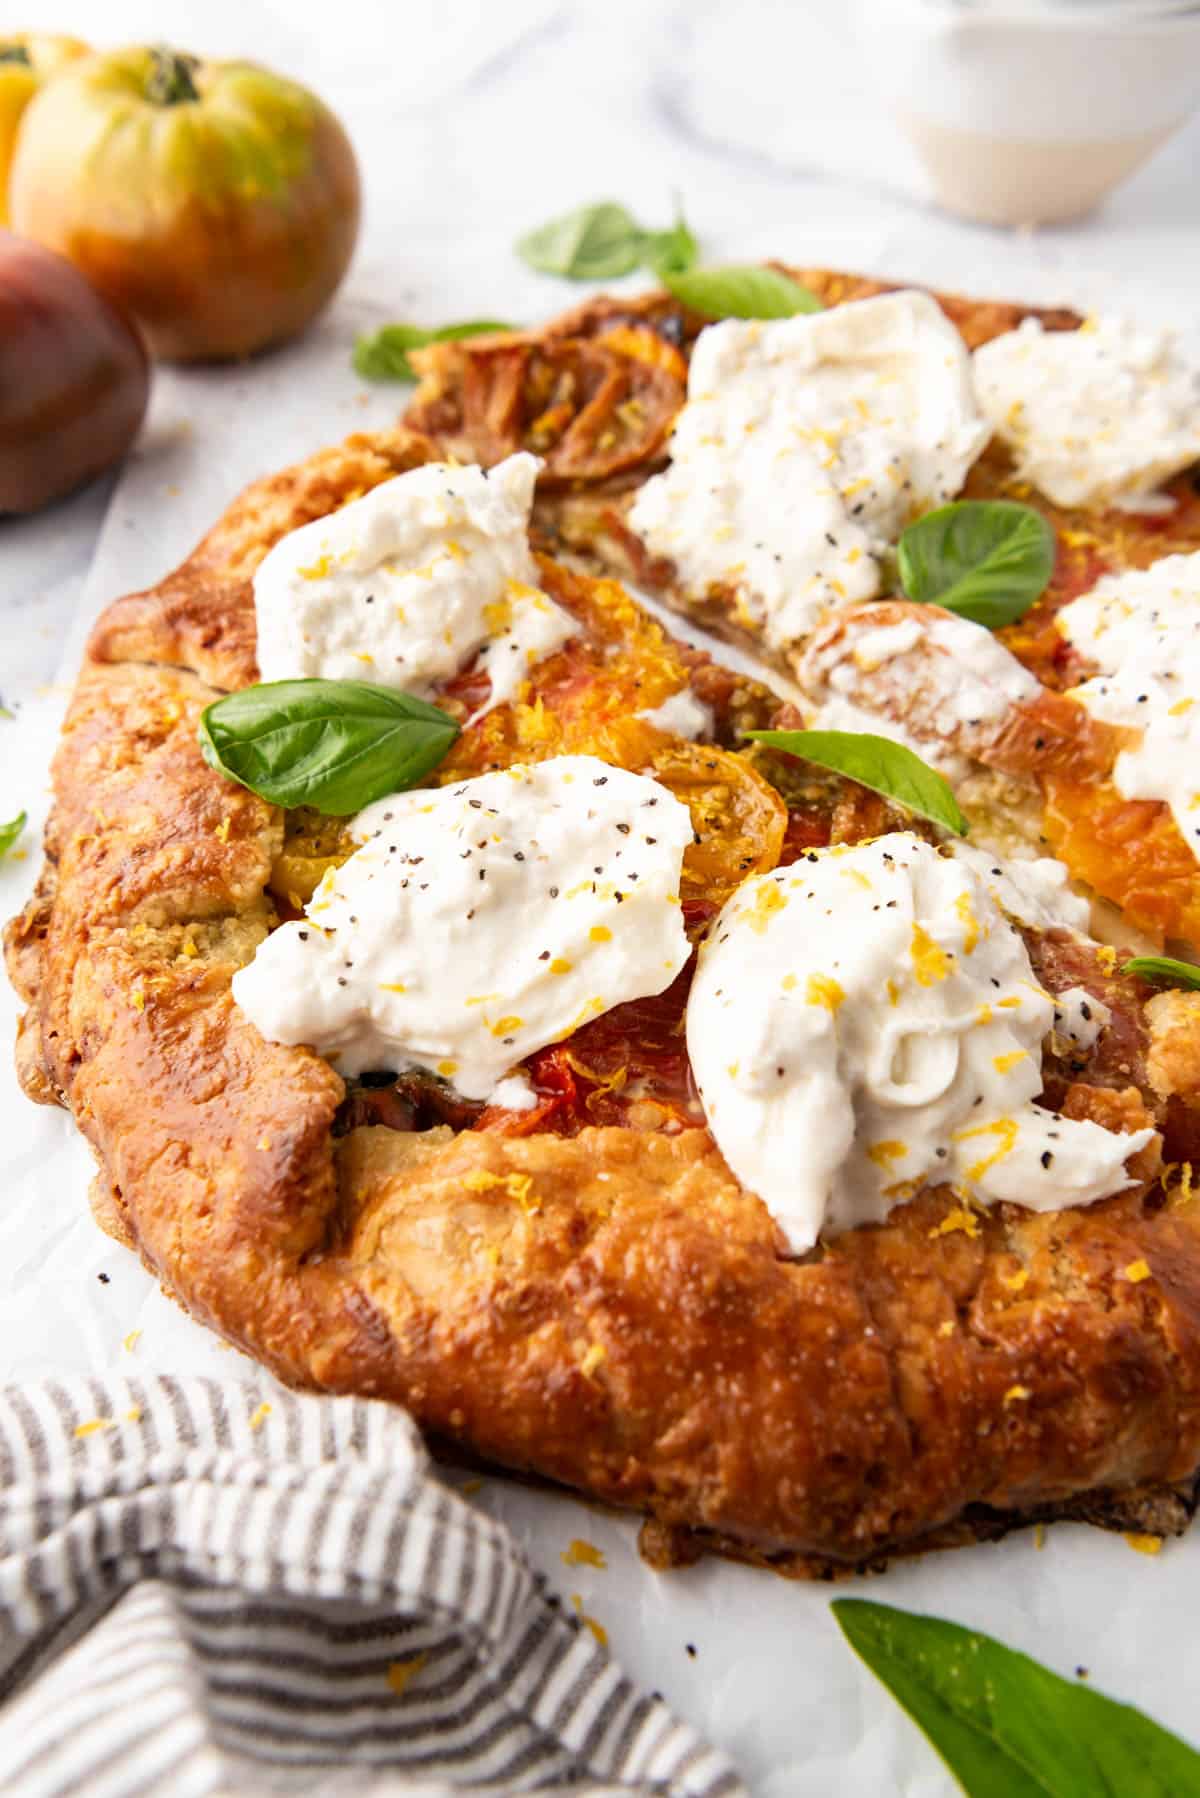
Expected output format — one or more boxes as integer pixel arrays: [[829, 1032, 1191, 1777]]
[[10, 268, 1200, 1577]]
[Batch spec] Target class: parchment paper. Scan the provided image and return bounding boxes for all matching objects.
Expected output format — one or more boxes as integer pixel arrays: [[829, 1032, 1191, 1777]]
[[2, 240, 1197, 1798]]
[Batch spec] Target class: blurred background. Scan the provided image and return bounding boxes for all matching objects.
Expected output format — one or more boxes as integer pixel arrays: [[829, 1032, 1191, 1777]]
[[4, 0, 1200, 310]]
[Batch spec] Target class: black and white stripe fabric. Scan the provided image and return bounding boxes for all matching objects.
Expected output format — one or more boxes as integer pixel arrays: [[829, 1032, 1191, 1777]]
[[0, 1378, 744, 1798]]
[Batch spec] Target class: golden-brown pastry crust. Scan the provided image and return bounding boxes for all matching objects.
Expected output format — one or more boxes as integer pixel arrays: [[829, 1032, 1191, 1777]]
[[10, 340, 1200, 1576]]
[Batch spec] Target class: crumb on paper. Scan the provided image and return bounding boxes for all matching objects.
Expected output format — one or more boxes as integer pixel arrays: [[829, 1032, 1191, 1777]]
[[125, 1405, 142, 1424], [1076, 1666, 1090, 1680], [248, 1401, 272, 1431], [386, 1653, 428, 1696], [1125, 1532, 1163, 1556], [570, 1594, 608, 1648], [1124, 1259, 1151, 1284], [685, 1642, 697, 1659], [458, 1477, 484, 1496], [561, 1538, 606, 1570], [1033, 1523, 1046, 1550], [122, 1329, 141, 1353], [74, 1418, 111, 1439]]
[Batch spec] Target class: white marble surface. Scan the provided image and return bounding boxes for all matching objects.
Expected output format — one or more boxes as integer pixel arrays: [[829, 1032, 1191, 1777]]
[[3, 4, 1200, 1794]]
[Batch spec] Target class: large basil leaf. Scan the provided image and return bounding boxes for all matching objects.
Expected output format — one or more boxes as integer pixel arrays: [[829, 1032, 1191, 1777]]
[[1123, 955, 1200, 990], [662, 264, 822, 320], [0, 810, 25, 859], [353, 319, 516, 383], [897, 500, 1055, 630], [746, 729, 967, 836], [199, 680, 460, 816], [833, 1599, 1200, 1798], [517, 202, 647, 280]]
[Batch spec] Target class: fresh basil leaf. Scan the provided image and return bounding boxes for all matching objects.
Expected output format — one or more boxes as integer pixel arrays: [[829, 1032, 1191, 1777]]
[[641, 211, 699, 279], [0, 811, 26, 859], [898, 500, 1055, 630], [833, 1599, 1200, 1798], [661, 264, 822, 320], [199, 681, 460, 816], [745, 729, 967, 836], [353, 320, 516, 383], [1122, 955, 1200, 990], [517, 202, 646, 280]]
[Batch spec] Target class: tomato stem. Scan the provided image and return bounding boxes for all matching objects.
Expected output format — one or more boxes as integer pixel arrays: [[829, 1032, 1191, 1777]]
[[0, 44, 32, 65], [146, 46, 200, 106]]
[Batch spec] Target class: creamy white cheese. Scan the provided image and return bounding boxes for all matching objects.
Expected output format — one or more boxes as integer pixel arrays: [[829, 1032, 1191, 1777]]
[[974, 316, 1200, 512], [637, 687, 714, 739], [800, 605, 1040, 777], [687, 834, 1151, 1252], [1058, 550, 1200, 861], [253, 452, 573, 710], [628, 290, 989, 651], [232, 755, 693, 1098], [951, 840, 1091, 935], [1051, 987, 1111, 1057]]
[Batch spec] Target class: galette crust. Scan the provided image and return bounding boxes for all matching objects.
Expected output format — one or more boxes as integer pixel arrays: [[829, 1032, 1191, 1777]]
[[10, 402, 1200, 1578]]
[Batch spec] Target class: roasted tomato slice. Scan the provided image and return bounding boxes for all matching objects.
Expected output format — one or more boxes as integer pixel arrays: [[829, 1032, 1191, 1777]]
[[645, 741, 787, 917], [1041, 774, 1200, 950], [409, 326, 685, 487]]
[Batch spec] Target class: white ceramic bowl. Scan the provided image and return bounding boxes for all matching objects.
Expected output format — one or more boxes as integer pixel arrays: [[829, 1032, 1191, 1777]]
[[855, 0, 1200, 225]]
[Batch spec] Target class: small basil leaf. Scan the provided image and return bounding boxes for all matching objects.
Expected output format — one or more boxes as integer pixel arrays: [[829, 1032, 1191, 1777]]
[[833, 1599, 1200, 1798], [353, 319, 516, 383], [1123, 955, 1200, 990], [517, 202, 645, 280], [745, 729, 967, 836], [641, 211, 699, 279], [661, 264, 822, 320], [898, 500, 1055, 630], [199, 680, 460, 816], [0, 810, 26, 859]]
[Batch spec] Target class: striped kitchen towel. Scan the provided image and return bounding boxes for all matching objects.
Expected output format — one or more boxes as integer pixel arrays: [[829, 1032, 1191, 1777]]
[[0, 1377, 744, 1798]]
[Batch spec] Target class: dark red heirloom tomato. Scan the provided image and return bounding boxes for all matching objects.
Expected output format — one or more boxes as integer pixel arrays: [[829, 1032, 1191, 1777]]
[[0, 231, 149, 514]]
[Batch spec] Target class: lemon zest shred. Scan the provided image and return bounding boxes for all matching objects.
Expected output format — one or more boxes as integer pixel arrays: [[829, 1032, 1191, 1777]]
[[930, 1205, 981, 1240], [386, 1653, 429, 1696], [570, 1594, 609, 1648], [562, 1538, 607, 1570]]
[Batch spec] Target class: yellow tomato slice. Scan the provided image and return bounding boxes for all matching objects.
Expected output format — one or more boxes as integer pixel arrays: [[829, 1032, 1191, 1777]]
[[646, 741, 786, 916], [1041, 773, 1200, 950]]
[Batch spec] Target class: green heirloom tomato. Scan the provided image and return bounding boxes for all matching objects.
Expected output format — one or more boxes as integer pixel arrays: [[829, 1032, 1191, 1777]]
[[9, 45, 361, 362]]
